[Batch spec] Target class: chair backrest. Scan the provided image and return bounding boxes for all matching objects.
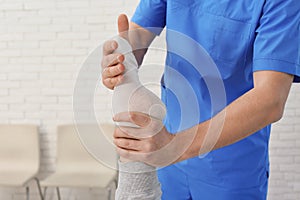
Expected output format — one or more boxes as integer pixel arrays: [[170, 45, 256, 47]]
[[0, 125, 40, 173], [56, 124, 118, 173]]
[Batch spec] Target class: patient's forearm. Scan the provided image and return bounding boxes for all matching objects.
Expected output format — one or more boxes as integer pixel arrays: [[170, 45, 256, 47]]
[[116, 161, 162, 200]]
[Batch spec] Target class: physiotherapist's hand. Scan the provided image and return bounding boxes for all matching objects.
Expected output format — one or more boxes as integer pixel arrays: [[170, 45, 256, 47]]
[[101, 14, 129, 89], [113, 112, 186, 167]]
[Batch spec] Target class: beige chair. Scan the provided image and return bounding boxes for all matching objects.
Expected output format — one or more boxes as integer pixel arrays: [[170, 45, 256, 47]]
[[0, 124, 44, 200], [41, 124, 118, 200]]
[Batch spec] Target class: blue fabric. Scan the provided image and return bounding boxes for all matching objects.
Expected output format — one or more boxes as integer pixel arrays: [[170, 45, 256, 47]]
[[132, 0, 300, 198], [157, 164, 268, 200], [157, 165, 191, 200]]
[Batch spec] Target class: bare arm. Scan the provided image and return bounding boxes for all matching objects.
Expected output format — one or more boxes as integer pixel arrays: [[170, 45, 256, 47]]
[[179, 70, 293, 161], [128, 22, 156, 66]]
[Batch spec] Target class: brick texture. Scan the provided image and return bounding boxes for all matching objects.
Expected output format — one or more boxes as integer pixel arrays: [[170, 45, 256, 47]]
[[0, 0, 299, 199]]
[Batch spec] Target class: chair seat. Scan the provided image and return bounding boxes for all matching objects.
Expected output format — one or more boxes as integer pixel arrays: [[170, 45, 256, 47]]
[[40, 171, 117, 188], [0, 171, 36, 187]]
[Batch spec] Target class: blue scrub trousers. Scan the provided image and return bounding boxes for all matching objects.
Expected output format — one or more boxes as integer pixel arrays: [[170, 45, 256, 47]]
[[158, 164, 268, 200]]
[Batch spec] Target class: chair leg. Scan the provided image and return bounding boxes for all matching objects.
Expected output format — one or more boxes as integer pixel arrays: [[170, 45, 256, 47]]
[[107, 187, 112, 200], [34, 178, 44, 200], [43, 187, 48, 200], [56, 187, 61, 200], [26, 186, 30, 200], [115, 176, 118, 188]]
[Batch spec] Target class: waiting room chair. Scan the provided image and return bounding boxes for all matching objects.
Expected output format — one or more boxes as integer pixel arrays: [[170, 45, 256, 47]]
[[0, 124, 44, 200], [40, 124, 118, 200]]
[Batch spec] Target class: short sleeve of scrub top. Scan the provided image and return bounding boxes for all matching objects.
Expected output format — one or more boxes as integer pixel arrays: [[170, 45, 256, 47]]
[[253, 0, 300, 82], [131, 0, 166, 35]]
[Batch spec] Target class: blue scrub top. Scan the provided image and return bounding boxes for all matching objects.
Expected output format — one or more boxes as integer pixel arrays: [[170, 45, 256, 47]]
[[132, 0, 300, 189]]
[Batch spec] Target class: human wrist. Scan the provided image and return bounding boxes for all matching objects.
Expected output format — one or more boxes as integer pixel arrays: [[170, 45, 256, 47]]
[[174, 124, 206, 163]]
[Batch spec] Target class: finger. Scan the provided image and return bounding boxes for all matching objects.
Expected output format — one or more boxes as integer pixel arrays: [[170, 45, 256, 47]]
[[118, 14, 129, 41], [116, 147, 141, 162], [117, 126, 147, 138], [102, 75, 123, 90], [102, 64, 125, 79], [120, 121, 164, 139], [113, 126, 137, 139], [103, 40, 118, 56], [113, 112, 151, 127], [114, 138, 143, 151], [101, 54, 125, 69], [114, 111, 164, 138], [129, 112, 152, 127]]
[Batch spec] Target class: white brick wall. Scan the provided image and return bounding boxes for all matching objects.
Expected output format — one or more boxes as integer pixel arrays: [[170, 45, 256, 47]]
[[268, 84, 300, 200], [0, 0, 140, 199], [0, 0, 299, 199]]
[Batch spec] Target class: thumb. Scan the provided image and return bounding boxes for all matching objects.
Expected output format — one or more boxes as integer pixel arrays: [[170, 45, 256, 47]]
[[118, 14, 129, 41]]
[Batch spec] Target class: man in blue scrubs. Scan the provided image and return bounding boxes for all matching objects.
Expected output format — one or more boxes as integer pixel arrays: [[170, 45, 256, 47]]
[[102, 0, 300, 199]]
